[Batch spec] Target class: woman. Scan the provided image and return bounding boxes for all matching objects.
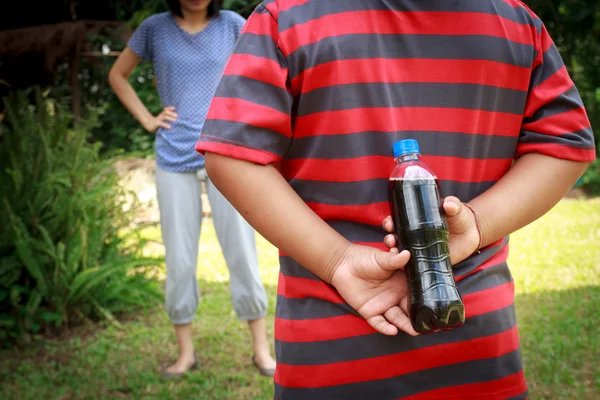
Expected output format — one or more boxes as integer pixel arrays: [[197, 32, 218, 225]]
[[108, 0, 276, 378]]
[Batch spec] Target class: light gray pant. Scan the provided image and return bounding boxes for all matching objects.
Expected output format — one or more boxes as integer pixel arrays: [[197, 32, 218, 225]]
[[155, 165, 268, 325]]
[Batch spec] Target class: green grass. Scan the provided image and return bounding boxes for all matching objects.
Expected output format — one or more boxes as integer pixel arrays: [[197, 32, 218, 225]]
[[1, 198, 598, 399], [509, 198, 600, 399]]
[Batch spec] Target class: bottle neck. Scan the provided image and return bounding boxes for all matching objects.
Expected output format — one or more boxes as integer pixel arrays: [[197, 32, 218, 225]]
[[396, 153, 420, 163]]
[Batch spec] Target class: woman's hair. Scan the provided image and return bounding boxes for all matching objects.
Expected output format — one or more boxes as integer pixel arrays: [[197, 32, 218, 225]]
[[166, 0, 222, 18]]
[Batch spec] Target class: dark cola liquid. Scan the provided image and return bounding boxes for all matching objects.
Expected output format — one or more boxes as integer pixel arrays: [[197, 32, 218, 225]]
[[388, 177, 465, 334]]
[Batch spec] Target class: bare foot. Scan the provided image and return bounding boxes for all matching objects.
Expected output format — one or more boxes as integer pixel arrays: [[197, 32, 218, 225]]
[[254, 351, 276, 371], [164, 354, 197, 375]]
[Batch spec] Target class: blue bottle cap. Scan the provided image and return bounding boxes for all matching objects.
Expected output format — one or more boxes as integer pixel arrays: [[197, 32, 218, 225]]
[[393, 139, 420, 158]]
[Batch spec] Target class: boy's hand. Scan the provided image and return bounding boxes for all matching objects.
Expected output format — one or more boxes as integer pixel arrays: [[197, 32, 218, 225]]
[[330, 244, 419, 337], [382, 196, 480, 265]]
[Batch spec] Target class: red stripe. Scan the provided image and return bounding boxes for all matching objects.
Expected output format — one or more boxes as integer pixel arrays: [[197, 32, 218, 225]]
[[283, 156, 511, 183], [280, 11, 535, 56], [242, 10, 277, 42], [463, 281, 515, 319], [224, 54, 288, 90], [455, 243, 510, 282], [277, 0, 311, 12], [401, 371, 527, 400], [291, 58, 531, 94], [294, 107, 523, 138], [540, 26, 555, 53], [275, 325, 521, 387], [277, 273, 344, 303], [206, 97, 292, 138], [524, 67, 574, 118], [502, 0, 526, 8], [515, 143, 597, 162], [307, 202, 390, 226], [275, 278, 515, 343], [195, 140, 280, 165], [522, 107, 591, 137], [279, 242, 391, 257]]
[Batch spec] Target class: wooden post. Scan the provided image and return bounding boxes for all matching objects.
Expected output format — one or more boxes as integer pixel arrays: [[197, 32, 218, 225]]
[[70, 39, 82, 125]]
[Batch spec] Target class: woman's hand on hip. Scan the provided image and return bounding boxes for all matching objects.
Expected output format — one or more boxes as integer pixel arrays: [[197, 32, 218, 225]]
[[144, 106, 178, 133]]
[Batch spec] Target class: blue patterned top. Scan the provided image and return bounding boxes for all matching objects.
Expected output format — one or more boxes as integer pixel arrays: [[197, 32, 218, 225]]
[[127, 11, 246, 172]]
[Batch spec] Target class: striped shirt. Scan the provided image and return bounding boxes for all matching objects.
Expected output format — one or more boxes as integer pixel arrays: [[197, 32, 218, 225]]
[[195, 0, 596, 398]]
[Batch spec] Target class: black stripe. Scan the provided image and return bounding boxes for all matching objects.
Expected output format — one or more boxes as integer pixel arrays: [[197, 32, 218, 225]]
[[506, 389, 529, 400], [457, 261, 513, 295], [287, 34, 535, 79], [292, 178, 497, 207], [296, 83, 527, 116], [286, 130, 519, 160], [530, 44, 567, 89], [279, 238, 509, 284], [330, 221, 387, 243], [452, 237, 508, 275], [254, 2, 272, 13], [276, 258, 513, 321], [275, 349, 524, 400], [276, 295, 357, 320], [233, 33, 282, 63], [519, 128, 596, 149], [280, 257, 321, 280], [201, 119, 291, 156], [275, 303, 517, 365], [217, 75, 291, 114], [278, 0, 540, 32], [523, 85, 583, 124]]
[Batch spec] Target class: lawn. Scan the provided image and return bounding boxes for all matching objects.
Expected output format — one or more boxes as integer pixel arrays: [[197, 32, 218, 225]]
[[0, 198, 598, 399]]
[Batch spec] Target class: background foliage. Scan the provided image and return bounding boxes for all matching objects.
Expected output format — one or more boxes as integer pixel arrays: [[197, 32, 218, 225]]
[[0, 89, 162, 347], [67, 0, 600, 190]]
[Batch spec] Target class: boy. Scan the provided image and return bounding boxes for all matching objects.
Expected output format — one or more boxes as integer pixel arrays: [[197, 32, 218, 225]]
[[195, 0, 595, 398]]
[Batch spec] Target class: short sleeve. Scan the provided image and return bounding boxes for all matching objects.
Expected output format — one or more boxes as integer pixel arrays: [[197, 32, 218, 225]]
[[195, 5, 293, 165], [517, 25, 596, 162], [127, 16, 155, 61], [228, 11, 247, 40]]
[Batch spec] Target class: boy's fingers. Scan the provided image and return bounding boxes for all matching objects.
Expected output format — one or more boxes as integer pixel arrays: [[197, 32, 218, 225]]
[[384, 306, 419, 337], [375, 250, 410, 271], [384, 234, 396, 249], [382, 216, 394, 233], [443, 196, 462, 216], [400, 296, 410, 316], [368, 315, 398, 336]]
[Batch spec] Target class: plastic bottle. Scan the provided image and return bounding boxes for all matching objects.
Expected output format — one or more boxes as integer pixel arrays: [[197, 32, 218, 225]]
[[387, 139, 465, 334]]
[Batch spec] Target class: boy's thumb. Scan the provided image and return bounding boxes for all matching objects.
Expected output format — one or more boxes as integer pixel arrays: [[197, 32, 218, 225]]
[[376, 249, 411, 271]]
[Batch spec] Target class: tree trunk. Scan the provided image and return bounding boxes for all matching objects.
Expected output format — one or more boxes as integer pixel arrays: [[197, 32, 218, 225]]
[[70, 39, 82, 125]]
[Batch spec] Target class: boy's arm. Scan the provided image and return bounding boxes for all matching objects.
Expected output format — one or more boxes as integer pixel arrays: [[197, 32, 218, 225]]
[[383, 153, 590, 265], [470, 153, 590, 247], [206, 154, 347, 284], [205, 152, 418, 337]]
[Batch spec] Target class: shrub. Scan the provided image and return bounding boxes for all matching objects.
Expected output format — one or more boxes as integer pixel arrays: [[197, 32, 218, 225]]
[[0, 88, 162, 347]]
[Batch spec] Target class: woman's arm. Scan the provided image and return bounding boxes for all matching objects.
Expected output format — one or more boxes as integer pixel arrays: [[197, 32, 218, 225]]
[[108, 47, 176, 132]]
